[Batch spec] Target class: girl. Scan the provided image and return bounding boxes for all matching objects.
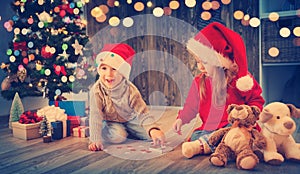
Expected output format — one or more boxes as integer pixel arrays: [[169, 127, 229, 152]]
[[172, 22, 265, 158]]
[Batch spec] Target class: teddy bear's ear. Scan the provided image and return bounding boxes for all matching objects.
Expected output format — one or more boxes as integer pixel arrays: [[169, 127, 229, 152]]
[[251, 105, 261, 118], [227, 104, 237, 114], [259, 108, 273, 123], [287, 104, 300, 118]]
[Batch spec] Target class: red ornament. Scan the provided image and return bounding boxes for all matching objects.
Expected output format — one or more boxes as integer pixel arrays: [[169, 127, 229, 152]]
[[41, 46, 53, 59], [59, 10, 66, 18]]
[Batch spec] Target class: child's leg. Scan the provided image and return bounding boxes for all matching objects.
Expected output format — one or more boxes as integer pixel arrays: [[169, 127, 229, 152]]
[[124, 119, 150, 141], [182, 130, 213, 158], [102, 122, 128, 143]]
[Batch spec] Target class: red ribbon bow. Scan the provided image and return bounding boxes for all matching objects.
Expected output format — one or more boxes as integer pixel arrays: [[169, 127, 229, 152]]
[[13, 41, 27, 51], [58, 4, 74, 14], [19, 111, 42, 124], [53, 64, 67, 76]]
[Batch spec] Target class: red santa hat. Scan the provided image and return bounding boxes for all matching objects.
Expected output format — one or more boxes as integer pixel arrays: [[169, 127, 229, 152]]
[[95, 43, 135, 79], [186, 22, 254, 92]]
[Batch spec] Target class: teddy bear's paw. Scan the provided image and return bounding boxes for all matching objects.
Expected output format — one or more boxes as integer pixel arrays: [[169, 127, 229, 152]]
[[267, 159, 283, 166], [239, 156, 257, 170], [210, 155, 226, 167]]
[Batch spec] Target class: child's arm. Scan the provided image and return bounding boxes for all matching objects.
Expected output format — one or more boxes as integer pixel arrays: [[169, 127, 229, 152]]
[[128, 82, 165, 144], [89, 84, 104, 150], [176, 78, 200, 125]]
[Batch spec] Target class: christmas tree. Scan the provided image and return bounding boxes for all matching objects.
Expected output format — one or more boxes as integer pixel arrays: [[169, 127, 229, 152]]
[[39, 115, 51, 136], [9, 92, 24, 129], [1, 0, 95, 101]]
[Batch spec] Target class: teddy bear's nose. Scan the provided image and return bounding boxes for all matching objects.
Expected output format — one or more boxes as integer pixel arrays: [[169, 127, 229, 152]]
[[236, 105, 243, 111], [284, 121, 294, 129]]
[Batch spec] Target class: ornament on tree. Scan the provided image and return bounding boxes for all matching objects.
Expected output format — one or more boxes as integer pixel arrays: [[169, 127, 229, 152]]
[[13, 41, 27, 51], [17, 66, 27, 82], [41, 45, 54, 58], [36, 11, 53, 23], [72, 39, 83, 55], [75, 68, 86, 79], [57, 50, 69, 60], [53, 64, 67, 76], [9, 92, 24, 129]]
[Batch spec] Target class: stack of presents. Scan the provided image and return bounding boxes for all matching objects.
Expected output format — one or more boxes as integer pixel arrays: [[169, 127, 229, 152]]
[[12, 100, 89, 141]]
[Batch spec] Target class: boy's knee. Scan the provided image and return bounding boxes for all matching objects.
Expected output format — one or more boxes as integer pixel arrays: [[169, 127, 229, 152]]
[[103, 123, 128, 143]]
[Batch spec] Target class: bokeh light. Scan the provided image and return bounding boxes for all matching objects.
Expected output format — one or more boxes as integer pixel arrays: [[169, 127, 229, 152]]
[[169, 1, 179, 10], [233, 10, 244, 20], [268, 47, 279, 57], [279, 27, 291, 38], [268, 12, 279, 22], [134, 2, 145, 12]]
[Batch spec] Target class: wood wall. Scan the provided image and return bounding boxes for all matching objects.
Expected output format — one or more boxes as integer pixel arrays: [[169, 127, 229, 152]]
[[85, 0, 259, 106]]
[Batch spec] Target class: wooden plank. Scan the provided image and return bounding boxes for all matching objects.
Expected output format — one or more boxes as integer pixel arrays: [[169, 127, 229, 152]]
[[0, 137, 88, 169]]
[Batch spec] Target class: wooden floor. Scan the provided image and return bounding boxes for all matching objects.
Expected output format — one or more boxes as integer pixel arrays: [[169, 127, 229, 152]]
[[1, 107, 300, 174]]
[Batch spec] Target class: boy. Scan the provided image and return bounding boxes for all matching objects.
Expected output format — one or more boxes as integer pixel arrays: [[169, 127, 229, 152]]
[[89, 43, 165, 151]]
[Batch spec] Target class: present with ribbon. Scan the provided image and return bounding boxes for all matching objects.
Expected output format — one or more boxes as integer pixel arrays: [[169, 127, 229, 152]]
[[37, 105, 69, 138], [49, 101, 86, 116], [67, 116, 80, 132], [51, 121, 63, 140], [73, 126, 89, 138], [80, 116, 89, 126]]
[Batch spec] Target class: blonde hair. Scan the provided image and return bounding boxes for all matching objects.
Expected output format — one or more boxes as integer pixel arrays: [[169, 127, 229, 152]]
[[199, 63, 238, 106]]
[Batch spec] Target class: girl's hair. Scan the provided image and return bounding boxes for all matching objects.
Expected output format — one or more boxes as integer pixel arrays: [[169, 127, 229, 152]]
[[199, 63, 238, 106]]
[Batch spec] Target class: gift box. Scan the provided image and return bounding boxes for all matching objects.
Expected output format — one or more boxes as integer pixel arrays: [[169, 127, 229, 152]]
[[12, 122, 41, 140], [73, 126, 89, 138], [51, 121, 63, 140], [80, 117, 89, 126], [67, 116, 80, 132], [49, 101, 86, 116]]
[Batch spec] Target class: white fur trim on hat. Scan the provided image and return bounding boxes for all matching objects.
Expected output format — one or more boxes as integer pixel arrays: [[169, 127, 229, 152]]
[[186, 38, 233, 69], [236, 75, 254, 92], [96, 51, 131, 79]]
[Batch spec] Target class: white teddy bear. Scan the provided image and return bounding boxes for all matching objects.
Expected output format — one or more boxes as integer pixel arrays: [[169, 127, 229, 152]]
[[258, 102, 300, 165]]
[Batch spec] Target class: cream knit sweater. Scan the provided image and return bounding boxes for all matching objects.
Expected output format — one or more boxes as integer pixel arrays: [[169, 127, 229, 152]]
[[89, 78, 159, 143]]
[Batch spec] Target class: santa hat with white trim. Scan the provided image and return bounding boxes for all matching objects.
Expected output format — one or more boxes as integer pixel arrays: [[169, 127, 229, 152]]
[[186, 22, 254, 92], [95, 43, 135, 79]]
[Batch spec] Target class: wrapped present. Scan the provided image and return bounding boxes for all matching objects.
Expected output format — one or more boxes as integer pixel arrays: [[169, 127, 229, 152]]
[[51, 121, 63, 140], [49, 101, 85, 116], [73, 126, 89, 138], [37, 106, 69, 138], [67, 116, 80, 132], [80, 117, 89, 126], [12, 122, 41, 140]]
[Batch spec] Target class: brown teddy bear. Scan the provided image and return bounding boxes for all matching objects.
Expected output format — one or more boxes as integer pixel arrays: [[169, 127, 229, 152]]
[[208, 104, 266, 170], [258, 102, 300, 165]]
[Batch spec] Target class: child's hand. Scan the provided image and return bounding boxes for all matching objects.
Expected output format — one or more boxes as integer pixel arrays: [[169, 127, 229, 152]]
[[89, 142, 104, 151], [172, 119, 182, 135], [150, 129, 166, 146]]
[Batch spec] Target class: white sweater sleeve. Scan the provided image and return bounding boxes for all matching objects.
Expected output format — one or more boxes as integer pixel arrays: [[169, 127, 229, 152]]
[[89, 84, 103, 143]]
